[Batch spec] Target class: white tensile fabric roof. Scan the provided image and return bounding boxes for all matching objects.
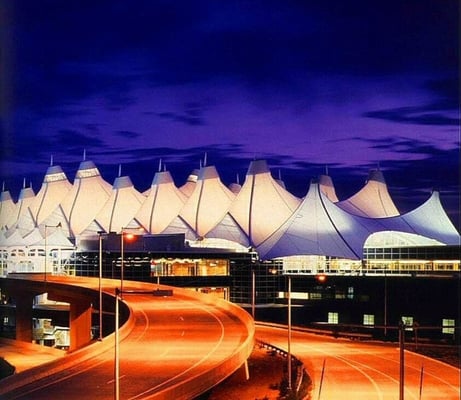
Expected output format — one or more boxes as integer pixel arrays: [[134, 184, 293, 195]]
[[319, 174, 339, 202], [58, 160, 112, 237], [9, 165, 72, 237], [1, 158, 459, 258], [31, 165, 73, 227], [257, 182, 460, 260], [0, 190, 17, 230], [83, 175, 146, 234], [11, 187, 36, 228], [179, 169, 199, 197], [133, 170, 187, 234], [229, 160, 301, 248], [179, 165, 235, 237], [337, 169, 399, 217], [257, 182, 375, 260]]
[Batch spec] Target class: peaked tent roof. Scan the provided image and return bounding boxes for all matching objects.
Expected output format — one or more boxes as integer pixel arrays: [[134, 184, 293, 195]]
[[12, 187, 36, 226], [229, 160, 301, 248], [206, 213, 250, 247], [133, 170, 187, 234], [376, 191, 460, 245], [29, 165, 73, 227], [87, 175, 145, 234], [319, 174, 339, 203], [337, 169, 399, 217], [162, 215, 198, 241], [257, 182, 376, 260], [179, 169, 199, 197], [0, 190, 16, 230], [179, 166, 235, 237], [59, 160, 112, 237]]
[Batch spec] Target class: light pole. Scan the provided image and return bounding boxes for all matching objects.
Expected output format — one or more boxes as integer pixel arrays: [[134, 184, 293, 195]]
[[287, 274, 292, 392], [251, 267, 256, 319], [98, 231, 106, 341], [120, 227, 143, 299], [399, 319, 405, 400], [115, 288, 120, 400]]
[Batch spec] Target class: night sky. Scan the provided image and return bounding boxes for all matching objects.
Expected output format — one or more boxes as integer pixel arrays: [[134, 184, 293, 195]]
[[1, 1, 459, 226]]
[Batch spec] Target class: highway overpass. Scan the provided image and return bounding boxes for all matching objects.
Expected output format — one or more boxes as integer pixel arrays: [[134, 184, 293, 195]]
[[0, 275, 254, 399]]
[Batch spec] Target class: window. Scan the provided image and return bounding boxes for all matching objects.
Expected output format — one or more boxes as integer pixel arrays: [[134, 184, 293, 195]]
[[328, 312, 338, 324], [442, 319, 455, 335], [363, 314, 374, 326], [401, 316, 414, 331]]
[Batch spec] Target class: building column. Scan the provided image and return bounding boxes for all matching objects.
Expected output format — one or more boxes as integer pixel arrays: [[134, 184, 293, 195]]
[[15, 293, 35, 342], [69, 300, 92, 351]]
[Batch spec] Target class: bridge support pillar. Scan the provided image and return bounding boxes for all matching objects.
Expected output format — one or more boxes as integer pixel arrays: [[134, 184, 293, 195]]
[[15, 293, 35, 342], [69, 300, 92, 351]]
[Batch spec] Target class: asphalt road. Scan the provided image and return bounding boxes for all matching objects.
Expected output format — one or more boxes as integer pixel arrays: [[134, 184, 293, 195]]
[[1, 277, 253, 400], [256, 324, 460, 400]]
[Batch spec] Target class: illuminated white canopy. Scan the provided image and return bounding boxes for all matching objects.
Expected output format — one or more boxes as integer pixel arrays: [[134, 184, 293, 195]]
[[0, 190, 16, 230], [58, 160, 112, 237], [133, 170, 187, 234], [179, 165, 235, 237], [25, 165, 72, 229], [1, 159, 458, 258], [179, 169, 199, 197], [337, 169, 399, 217], [82, 175, 145, 234], [257, 182, 375, 260], [229, 160, 301, 247], [319, 174, 339, 202]]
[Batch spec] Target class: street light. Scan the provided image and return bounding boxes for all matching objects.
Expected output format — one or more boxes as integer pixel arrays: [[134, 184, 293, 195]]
[[44, 223, 62, 282], [97, 231, 106, 341], [120, 227, 143, 299], [399, 319, 406, 400], [287, 274, 292, 392], [115, 287, 120, 400]]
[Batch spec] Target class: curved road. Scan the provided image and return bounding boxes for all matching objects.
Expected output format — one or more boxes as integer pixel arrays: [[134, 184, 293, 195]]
[[1, 276, 254, 400], [256, 324, 460, 400]]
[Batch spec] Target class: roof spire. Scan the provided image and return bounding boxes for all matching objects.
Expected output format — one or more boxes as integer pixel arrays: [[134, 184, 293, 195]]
[[118, 164, 122, 177], [278, 169, 282, 180], [203, 152, 207, 167], [236, 173, 240, 185], [50, 155, 54, 166], [325, 164, 329, 175], [199, 159, 202, 169], [23, 178, 26, 189], [158, 158, 162, 172], [1, 182, 4, 192], [83, 149, 87, 161]]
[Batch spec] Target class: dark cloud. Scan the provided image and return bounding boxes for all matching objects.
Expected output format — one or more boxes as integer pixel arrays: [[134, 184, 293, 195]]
[[363, 106, 459, 126], [116, 130, 140, 139]]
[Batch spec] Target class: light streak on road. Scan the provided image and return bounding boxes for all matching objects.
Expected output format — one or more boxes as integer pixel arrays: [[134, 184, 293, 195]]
[[256, 324, 460, 400]]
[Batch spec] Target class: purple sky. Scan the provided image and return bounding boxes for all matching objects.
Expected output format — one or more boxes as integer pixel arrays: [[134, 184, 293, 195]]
[[1, 1, 459, 226]]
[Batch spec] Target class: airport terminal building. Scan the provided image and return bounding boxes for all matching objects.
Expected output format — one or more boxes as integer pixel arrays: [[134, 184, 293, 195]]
[[0, 158, 459, 339]]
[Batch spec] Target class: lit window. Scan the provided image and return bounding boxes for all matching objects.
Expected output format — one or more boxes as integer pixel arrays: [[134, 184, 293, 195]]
[[363, 314, 374, 326], [442, 319, 455, 335], [401, 316, 414, 331], [328, 312, 338, 324]]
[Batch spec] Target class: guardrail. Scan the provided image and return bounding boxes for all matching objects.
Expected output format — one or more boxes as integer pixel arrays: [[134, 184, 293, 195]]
[[256, 338, 310, 400]]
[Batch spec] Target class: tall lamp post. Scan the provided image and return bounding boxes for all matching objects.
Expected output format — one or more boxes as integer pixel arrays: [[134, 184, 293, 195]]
[[115, 287, 120, 400], [120, 227, 143, 299], [287, 274, 292, 392], [97, 231, 106, 341]]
